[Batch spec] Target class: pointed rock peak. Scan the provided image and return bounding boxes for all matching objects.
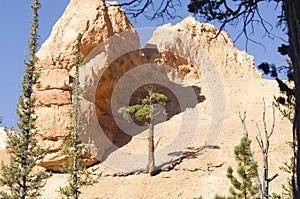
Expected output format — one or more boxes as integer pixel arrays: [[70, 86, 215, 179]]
[[148, 16, 262, 78]]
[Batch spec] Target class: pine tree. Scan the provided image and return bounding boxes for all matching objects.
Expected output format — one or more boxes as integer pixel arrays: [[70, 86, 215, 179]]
[[0, 0, 50, 198], [271, 142, 296, 199], [59, 33, 97, 199], [260, 60, 296, 199], [215, 136, 260, 199], [118, 88, 167, 175]]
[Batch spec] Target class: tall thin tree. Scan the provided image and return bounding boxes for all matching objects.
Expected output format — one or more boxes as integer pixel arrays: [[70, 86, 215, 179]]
[[59, 33, 97, 199], [0, 0, 49, 198]]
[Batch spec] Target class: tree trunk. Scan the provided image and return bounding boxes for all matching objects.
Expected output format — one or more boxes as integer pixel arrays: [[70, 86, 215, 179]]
[[148, 119, 155, 175], [20, 132, 29, 199], [262, 151, 269, 199], [263, 118, 270, 199], [20, 166, 26, 199], [283, 1, 300, 198]]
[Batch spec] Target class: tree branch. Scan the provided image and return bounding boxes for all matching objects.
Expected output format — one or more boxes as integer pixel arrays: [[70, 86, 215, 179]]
[[268, 173, 279, 182], [188, 0, 287, 50], [113, 0, 182, 20], [238, 111, 249, 137]]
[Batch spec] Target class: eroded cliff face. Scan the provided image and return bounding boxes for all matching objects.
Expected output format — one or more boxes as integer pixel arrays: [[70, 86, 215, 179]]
[[34, 0, 135, 171], [148, 16, 262, 79], [34, 0, 267, 172]]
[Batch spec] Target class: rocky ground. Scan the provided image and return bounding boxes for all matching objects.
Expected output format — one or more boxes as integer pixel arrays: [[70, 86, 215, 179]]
[[0, 0, 292, 198], [0, 75, 292, 199], [43, 77, 290, 199]]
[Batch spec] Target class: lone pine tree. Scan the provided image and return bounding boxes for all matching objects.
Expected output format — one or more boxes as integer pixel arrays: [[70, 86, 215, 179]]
[[59, 33, 97, 199], [0, 0, 49, 198], [118, 89, 167, 175], [215, 136, 260, 199], [117, 1, 300, 196]]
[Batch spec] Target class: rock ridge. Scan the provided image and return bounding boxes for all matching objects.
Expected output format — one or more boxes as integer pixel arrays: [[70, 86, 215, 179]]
[[35, 2, 263, 171]]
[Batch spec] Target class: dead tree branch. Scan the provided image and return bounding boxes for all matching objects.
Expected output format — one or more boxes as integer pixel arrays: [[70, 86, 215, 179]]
[[111, 0, 182, 21], [188, 0, 287, 50], [255, 99, 278, 199], [239, 111, 249, 137]]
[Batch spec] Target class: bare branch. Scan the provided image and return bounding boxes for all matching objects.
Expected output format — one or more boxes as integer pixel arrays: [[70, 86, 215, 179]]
[[154, 137, 161, 149], [263, 99, 268, 137], [238, 111, 249, 137], [256, 126, 264, 149], [268, 106, 276, 139], [256, 135, 263, 149], [114, 0, 182, 21], [254, 99, 277, 198], [188, 0, 287, 51], [268, 174, 279, 182]]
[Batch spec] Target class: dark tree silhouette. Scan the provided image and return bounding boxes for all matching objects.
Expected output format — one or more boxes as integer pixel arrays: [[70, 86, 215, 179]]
[[116, 0, 182, 20]]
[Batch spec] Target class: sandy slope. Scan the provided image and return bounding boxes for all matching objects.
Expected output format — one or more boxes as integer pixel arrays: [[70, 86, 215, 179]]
[[36, 76, 291, 199], [0, 77, 292, 199]]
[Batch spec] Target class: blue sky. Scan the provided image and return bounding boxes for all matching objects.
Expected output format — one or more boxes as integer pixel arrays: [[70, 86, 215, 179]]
[[0, 1, 287, 127]]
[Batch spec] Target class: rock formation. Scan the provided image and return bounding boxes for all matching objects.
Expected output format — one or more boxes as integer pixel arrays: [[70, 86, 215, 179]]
[[147, 16, 262, 79], [34, 0, 290, 185], [34, 0, 135, 171], [0, 0, 287, 197]]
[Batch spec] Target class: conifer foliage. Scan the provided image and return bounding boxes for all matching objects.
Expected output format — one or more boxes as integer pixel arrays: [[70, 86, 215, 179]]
[[215, 137, 260, 199], [0, 0, 49, 198], [59, 33, 97, 199], [118, 89, 167, 175]]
